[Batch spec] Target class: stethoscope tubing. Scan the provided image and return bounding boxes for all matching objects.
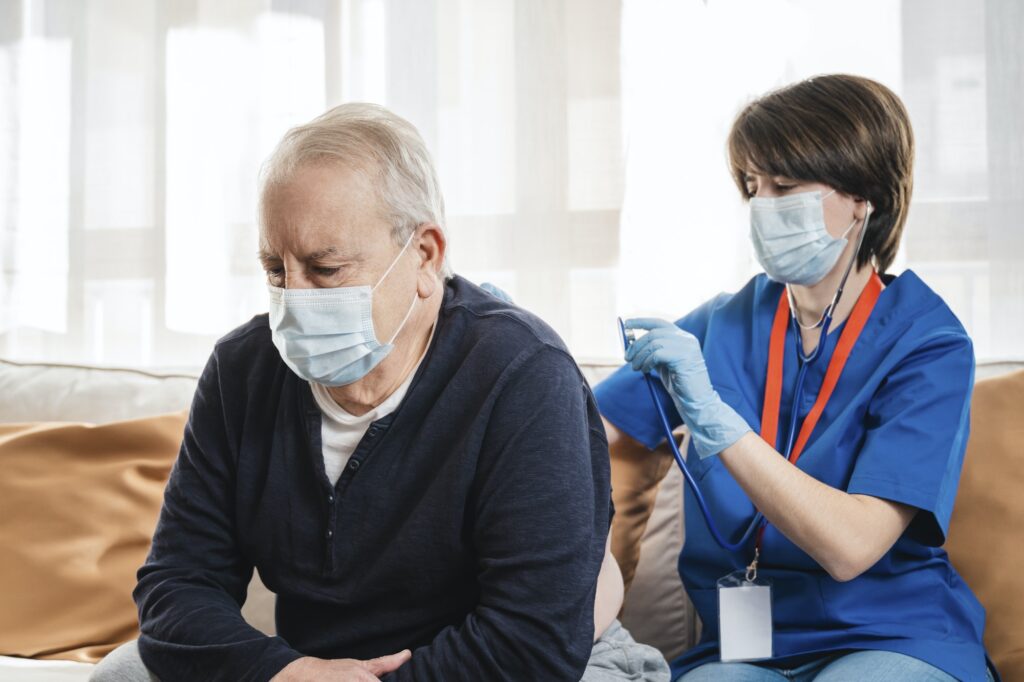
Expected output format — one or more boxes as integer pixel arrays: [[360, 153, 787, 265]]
[[640, 371, 764, 552], [626, 309, 830, 554]]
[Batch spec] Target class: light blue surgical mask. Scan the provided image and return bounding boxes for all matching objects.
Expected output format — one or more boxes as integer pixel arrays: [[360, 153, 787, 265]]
[[268, 233, 419, 387], [750, 189, 858, 286]]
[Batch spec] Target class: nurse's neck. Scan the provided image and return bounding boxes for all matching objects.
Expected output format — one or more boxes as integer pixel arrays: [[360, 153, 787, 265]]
[[788, 261, 880, 353]]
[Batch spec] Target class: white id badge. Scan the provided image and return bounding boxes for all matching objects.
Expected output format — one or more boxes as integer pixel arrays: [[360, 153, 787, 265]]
[[717, 570, 773, 662]]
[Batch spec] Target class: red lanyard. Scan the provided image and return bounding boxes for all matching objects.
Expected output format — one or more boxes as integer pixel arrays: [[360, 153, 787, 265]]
[[754, 272, 884, 554]]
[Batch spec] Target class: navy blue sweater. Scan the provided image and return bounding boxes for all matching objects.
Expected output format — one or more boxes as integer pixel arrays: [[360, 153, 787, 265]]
[[134, 276, 611, 681]]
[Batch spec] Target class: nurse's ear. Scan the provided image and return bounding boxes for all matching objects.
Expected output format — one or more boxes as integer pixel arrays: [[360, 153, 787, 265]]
[[853, 197, 872, 222]]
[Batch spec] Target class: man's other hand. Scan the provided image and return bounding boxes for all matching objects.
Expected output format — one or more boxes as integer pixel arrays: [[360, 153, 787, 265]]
[[271, 650, 412, 681]]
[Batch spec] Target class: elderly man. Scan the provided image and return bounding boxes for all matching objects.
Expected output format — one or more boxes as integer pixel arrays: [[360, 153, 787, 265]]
[[88, 103, 664, 682]]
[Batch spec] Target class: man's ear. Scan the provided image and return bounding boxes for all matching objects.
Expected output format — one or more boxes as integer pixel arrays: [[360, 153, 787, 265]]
[[415, 223, 446, 298]]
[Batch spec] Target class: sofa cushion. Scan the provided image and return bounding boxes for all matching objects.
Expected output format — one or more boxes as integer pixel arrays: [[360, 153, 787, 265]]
[[0, 359, 198, 425], [0, 654, 95, 681], [946, 368, 1024, 680], [0, 412, 186, 663]]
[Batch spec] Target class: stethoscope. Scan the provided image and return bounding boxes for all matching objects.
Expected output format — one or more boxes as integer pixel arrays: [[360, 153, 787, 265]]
[[618, 204, 872, 552], [618, 317, 763, 552], [781, 207, 870, 459]]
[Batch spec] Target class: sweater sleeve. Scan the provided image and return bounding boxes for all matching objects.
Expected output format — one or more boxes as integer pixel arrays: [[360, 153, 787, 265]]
[[133, 352, 303, 682], [383, 346, 611, 681]]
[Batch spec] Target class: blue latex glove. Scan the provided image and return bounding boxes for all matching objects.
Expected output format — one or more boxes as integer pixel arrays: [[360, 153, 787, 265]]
[[480, 281, 514, 303], [624, 318, 751, 458]]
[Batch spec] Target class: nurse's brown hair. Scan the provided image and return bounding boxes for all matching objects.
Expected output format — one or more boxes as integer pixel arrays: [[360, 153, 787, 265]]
[[727, 74, 914, 274]]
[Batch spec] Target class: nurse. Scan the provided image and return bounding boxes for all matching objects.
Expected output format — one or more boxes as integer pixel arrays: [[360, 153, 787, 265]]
[[595, 74, 994, 681]]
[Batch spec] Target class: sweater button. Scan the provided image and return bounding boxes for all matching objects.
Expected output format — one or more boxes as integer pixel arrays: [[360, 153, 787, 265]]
[[348, 459, 361, 471], [327, 494, 334, 503], [326, 529, 333, 538]]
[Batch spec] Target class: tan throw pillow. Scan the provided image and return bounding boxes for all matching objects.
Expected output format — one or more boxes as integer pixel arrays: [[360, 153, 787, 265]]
[[610, 439, 674, 591], [619, 462, 701, 661], [946, 369, 1024, 680], [0, 412, 186, 663]]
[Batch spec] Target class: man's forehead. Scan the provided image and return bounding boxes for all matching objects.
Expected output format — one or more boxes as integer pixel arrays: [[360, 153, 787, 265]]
[[257, 218, 393, 264], [259, 164, 390, 259], [258, 236, 354, 260]]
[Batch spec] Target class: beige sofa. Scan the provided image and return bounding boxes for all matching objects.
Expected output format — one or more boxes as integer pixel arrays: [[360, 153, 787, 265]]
[[0, 358, 1021, 681]]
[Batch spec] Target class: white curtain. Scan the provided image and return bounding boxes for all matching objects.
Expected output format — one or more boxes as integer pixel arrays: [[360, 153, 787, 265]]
[[1, 0, 1021, 370], [0, 0, 624, 368]]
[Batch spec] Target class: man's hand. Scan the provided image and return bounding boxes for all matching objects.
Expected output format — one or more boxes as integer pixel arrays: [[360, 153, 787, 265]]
[[271, 650, 412, 681]]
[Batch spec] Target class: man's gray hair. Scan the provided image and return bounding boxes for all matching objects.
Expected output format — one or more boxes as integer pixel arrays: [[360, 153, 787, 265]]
[[260, 102, 452, 278]]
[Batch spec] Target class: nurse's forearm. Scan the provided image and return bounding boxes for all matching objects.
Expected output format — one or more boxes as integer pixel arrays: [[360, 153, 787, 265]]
[[719, 432, 916, 582]]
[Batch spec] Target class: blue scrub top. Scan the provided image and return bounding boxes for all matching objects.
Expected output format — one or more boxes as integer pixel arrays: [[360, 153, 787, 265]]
[[595, 271, 990, 682]]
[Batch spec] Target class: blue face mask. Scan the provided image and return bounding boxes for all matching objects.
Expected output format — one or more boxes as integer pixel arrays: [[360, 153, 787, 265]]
[[750, 189, 858, 286], [268, 233, 419, 387]]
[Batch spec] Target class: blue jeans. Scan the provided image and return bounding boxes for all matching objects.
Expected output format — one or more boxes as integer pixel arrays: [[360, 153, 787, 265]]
[[676, 650, 989, 682]]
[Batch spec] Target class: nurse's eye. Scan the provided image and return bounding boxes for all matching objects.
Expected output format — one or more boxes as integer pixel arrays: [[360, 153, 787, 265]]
[[312, 266, 342, 277], [265, 267, 284, 285]]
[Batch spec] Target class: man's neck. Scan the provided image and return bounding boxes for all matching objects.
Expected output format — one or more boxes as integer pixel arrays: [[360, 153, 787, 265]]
[[327, 291, 442, 417]]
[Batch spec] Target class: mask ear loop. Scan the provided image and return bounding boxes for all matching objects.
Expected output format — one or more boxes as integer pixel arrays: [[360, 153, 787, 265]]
[[829, 200, 873, 311], [386, 291, 420, 346], [372, 229, 418, 292], [787, 200, 873, 331], [838, 216, 859, 240], [375, 228, 422, 346]]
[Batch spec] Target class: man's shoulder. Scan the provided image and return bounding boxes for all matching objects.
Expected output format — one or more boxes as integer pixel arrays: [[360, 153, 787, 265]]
[[210, 314, 280, 372], [442, 276, 579, 374], [216, 313, 271, 346], [438, 276, 585, 391]]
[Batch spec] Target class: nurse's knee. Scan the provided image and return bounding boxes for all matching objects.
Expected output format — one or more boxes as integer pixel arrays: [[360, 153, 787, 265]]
[[89, 640, 161, 682], [814, 650, 957, 682]]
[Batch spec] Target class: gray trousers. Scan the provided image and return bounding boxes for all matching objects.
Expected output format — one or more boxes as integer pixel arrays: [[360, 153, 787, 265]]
[[582, 619, 671, 681], [89, 640, 159, 682], [90, 620, 669, 681]]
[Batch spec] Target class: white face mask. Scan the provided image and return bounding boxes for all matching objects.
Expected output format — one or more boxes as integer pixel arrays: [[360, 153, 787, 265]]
[[749, 189, 858, 286], [267, 233, 419, 387]]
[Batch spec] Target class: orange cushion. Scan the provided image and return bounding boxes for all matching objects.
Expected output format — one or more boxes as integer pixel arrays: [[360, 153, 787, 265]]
[[0, 413, 186, 663], [946, 369, 1024, 679]]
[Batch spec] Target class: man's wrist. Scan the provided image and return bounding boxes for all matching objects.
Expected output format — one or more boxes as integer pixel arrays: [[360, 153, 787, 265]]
[[267, 652, 309, 681]]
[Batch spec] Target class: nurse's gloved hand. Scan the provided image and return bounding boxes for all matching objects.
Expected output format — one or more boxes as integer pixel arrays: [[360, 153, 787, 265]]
[[623, 318, 751, 459], [480, 282, 514, 303]]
